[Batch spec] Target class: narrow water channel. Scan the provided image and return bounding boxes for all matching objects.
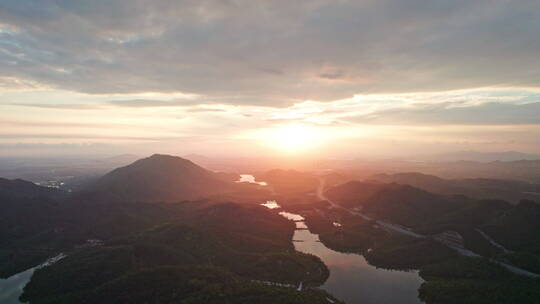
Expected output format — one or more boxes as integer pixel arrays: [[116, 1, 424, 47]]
[[0, 254, 65, 304], [278, 205, 424, 304], [0, 267, 34, 304]]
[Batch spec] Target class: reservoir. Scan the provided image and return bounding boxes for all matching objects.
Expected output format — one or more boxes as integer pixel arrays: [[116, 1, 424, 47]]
[[0, 268, 34, 304], [0, 254, 65, 304], [277, 204, 424, 304]]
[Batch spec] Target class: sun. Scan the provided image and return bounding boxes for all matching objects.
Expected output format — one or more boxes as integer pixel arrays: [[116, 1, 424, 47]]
[[264, 124, 321, 153]]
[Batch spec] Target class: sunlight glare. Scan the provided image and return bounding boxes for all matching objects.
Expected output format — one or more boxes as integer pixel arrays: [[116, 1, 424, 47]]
[[265, 124, 321, 153]]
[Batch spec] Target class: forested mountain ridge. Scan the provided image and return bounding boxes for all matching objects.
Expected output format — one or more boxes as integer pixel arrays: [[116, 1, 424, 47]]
[[371, 172, 540, 203]]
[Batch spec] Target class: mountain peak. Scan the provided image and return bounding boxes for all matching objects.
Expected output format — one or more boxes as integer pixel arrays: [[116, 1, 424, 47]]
[[127, 154, 200, 170], [145, 154, 191, 162], [87, 154, 232, 203], [148, 153, 181, 159]]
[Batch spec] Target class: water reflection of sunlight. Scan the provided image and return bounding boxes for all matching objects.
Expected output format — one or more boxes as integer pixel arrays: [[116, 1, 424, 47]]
[[278, 211, 305, 222], [261, 200, 280, 209], [236, 174, 268, 186], [261, 199, 423, 304]]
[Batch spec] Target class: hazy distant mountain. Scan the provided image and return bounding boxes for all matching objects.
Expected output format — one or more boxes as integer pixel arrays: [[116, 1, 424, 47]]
[[99, 154, 140, 165], [424, 151, 540, 162], [87, 154, 234, 203], [324, 157, 540, 183], [183, 154, 213, 166], [0, 177, 65, 200], [371, 172, 540, 203], [255, 169, 319, 195]]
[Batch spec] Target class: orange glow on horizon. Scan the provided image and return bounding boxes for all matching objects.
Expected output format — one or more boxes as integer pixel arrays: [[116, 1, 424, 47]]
[[259, 123, 323, 154]]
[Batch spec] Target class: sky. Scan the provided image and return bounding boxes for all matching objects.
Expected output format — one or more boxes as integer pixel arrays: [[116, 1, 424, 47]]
[[1, 0, 539, 158]]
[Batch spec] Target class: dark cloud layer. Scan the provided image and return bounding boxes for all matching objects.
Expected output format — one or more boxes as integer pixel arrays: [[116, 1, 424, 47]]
[[1, 0, 539, 106]]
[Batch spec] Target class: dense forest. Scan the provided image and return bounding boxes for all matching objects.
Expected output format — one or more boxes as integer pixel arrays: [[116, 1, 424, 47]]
[[2, 155, 540, 304]]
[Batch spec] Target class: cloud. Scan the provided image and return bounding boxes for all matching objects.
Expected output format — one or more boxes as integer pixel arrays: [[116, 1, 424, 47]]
[[0, 133, 176, 141], [0, 76, 48, 91], [107, 96, 292, 108], [0, 0, 539, 106], [0, 120, 152, 129], [345, 101, 540, 125], [6, 103, 101, 110], [107, 99, 195, 108], [185, 108, 227, 113]]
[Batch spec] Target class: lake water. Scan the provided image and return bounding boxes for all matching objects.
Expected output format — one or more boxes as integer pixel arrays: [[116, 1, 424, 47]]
[[236, 174, 268, 186], [275, 203, 424, 304], [261, 200, 280, 209], [0, 268, 34, 304], [0, 254, 65, 304]]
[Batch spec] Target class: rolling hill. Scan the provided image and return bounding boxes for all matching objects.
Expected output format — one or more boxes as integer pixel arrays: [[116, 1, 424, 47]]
[[370, 172, 540, 204], [0, 177, 65, 200]]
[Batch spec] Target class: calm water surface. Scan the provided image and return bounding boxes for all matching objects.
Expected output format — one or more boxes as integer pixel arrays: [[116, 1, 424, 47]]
[[278, 204, 424, 304], [0, 268, 34, 304], [236, 174, 268, 186], [0, 254, 65, 304]]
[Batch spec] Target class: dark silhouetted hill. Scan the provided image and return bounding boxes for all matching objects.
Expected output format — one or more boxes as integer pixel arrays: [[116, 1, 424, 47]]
[[445, 177, 540, 203], [325, 180, 388, 208], [482, 200, 540, 255], [418, 199, 513, 233], [86, 154, 234, 203], [325, 180, 470, 227], [371, 172, 540, 203], [362, 184, 469, 227], [19, 201, 335, 304]]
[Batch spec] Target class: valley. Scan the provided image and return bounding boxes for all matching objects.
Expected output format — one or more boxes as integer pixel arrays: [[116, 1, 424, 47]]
[[3, 2, 539, 303], [1, 155, 540, 304], [271, 201, 424, 304]]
